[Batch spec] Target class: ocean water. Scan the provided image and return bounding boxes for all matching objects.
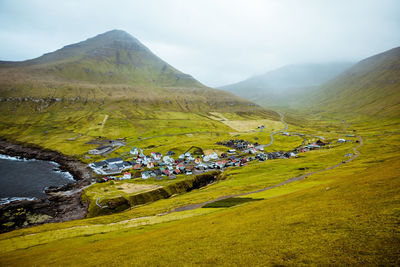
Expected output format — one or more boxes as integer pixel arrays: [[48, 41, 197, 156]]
[[0, 154, 75, 205]]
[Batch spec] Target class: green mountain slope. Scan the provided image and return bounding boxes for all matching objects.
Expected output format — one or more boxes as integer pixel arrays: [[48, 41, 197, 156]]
[[0, 29, 202, 88], [0, 30, 260, 112], [311, 46, 400, 116], [218, 62, 353, 106]]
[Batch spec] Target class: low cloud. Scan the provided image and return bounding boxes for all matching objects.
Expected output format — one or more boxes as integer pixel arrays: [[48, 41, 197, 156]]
[[0, 0, 399, 86]]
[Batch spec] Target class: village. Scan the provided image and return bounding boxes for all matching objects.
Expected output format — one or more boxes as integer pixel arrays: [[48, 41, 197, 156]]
[[87, 131, 355, 182]]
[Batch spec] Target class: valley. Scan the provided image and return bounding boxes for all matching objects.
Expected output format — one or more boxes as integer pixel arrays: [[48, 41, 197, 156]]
[[0, 28, 399, 266], [1, 109, 398, 265]]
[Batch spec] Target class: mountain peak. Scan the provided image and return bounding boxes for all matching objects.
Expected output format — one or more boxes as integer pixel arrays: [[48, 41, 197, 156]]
[[85, 29, 142, 46], [1, 30, 204, 88]]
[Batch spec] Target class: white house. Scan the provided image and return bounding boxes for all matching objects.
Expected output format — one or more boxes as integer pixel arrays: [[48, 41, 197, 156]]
[[209, 152, 219, 160], [130, 147, 139, 155], [141, 172, 150, 179], [122, 172, 131, 179]]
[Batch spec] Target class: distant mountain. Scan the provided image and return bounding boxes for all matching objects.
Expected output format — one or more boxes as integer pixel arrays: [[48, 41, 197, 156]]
[[0, 30, 255, 112], [218, 62, 353, 106], [310, 46, 400, 116]]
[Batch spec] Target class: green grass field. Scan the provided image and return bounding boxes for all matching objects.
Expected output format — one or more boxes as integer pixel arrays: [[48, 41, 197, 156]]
[[1, 105, 399, 265]]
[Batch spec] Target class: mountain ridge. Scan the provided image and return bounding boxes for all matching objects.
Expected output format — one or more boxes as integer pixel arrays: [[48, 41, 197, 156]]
[[310, 46, 400, 116]]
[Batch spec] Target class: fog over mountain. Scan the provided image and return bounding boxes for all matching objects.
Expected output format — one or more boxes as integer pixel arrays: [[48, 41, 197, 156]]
[[219, 62, 354, 106], [1, 0, 399, 86]]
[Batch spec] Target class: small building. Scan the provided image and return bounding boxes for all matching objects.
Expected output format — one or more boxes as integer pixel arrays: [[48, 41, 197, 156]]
[[249, 148, 258, 154], [90, 161, 107, 169], [255, 145, 264, 151], [88, 145, 112, 155], [141, 171, 151, 179], [228, 149, 236, 154], [209, 152, 219, 160], [195, 157, 203, 164], [203, 155, 210, 162], [147, 162, 155, 169], [316, 140, 326, 146], [123, 161, 132, 169], [130, 147, 139, 155], [105, 157, 124, 165], [133, 164, 142, 170], [151, 152, 162, 161], [163, 156, 174, 164], [177, 163, 185, 171], [338, 139, 346, 143], [307, 144, 320, 150], [122, 172, 131, 179], [216, 160, 226, 169]]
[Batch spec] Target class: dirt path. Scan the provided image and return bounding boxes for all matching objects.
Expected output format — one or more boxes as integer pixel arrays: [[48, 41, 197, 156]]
[[101, 114, 109, 130]]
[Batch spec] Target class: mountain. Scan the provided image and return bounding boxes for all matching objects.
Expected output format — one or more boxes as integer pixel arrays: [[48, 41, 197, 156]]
[[0, 29, 202, 88], [0, 30, 254, 112], [218, 62, 353, 107], [309, 46, 400, 116]]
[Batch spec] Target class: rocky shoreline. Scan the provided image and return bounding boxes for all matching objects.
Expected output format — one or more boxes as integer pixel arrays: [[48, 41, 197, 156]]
[[0, 139, 94, 233]]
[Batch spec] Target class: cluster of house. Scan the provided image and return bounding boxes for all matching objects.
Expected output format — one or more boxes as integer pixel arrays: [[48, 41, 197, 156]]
[[89, 143, 301, 181], [297, 140, 327, 153], [216, 139, 264, 154], [88, 135, 353, 182]]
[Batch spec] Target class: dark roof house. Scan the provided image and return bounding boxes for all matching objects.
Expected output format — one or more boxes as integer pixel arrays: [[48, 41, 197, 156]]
[[105, 157, 123, 164]]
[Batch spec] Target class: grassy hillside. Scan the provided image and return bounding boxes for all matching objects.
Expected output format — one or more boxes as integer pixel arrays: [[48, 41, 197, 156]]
[[218, 62, 353, 107], [0, 99, 278, 162], [0, 30, 202, 88], [0, 29, 256, 110], [0, 112, 399, 265], [309, 46, 400, 116], [0, 30, 273, 157]]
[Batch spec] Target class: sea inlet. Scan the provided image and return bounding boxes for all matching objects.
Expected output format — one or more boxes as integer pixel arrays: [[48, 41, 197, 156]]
[[0, 154, 74, 205]]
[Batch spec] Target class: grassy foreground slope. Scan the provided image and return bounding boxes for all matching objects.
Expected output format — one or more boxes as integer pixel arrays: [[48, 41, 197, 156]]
[[1, 112, 399, 265]]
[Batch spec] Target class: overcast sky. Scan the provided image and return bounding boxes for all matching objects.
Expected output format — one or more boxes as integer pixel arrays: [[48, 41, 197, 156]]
[[0, 0, 399, 87]]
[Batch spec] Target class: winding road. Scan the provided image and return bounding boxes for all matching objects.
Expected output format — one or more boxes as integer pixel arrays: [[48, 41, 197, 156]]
[[262, 111, 288, 148]]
